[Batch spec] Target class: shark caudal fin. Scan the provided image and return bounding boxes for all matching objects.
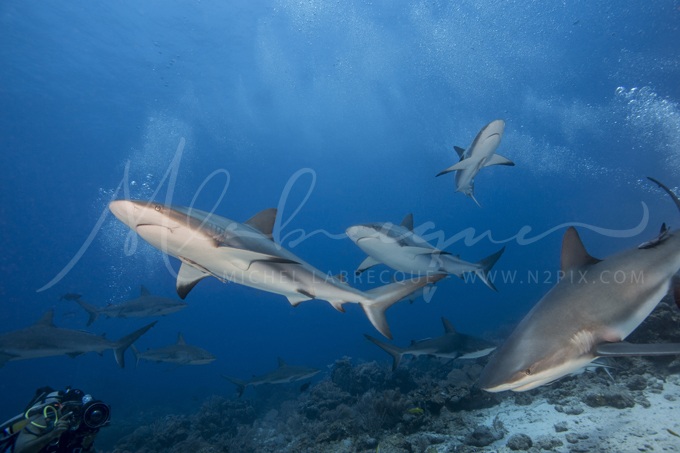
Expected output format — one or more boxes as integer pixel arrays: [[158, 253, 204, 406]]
[[648, 177, 680, 214], [361, 274, 445, 339], [130, 345, 141, 368], [113, 322, 157, 368], [222, 375, 247, 397], [74, 299, 99, 326], [472, 247, 505, 292], [364, 334, 405, 370]]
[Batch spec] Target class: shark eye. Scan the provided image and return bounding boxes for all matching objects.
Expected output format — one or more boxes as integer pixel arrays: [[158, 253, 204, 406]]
[[154, 205, 162, 212], [524, 368, 532, 376]]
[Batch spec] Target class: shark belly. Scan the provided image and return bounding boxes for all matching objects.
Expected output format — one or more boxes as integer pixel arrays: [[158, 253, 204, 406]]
[[355, 239, 444, 275]]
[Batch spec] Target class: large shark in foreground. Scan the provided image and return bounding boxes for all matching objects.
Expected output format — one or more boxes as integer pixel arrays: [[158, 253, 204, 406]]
[[222, 358, 321, 396], [131, 332, 215, 367], [109, 201, 444, 338], [75, 285, 187, 326], [365, 317, 496, 370], [346, 214, 504, 291], [478, 178, 680, 392], [436, 119, 514, 206], [0, 311, 155, 368]]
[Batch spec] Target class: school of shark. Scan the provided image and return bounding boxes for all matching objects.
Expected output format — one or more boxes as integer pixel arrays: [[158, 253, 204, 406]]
[[3, 119, 680, 400]]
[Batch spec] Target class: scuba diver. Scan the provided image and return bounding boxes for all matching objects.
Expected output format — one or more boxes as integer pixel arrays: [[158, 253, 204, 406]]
[[0, 387, 110, 453]]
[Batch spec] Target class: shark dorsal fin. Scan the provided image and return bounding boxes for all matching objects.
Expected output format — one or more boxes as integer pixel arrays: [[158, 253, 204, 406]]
[[561, 227, 601, 273], [35, 311, 55, 327], [441, 317, 456, 334], [177, 332, 186, 345], [244, 208, 277, 240], [277, 357, 287, 368], [140, 285, 151, 297], [400, 214, 414, 231], [454, 146, 466, 160]]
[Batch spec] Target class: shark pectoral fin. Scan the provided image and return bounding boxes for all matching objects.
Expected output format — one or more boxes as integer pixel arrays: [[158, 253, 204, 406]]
[[454, 146, 466, 160], [177, 262, 210, 299], [216, 246, 300, 271], [436, 159, 472, 177], [286, 291, 314, 306], [244, 208, 277, 239], [595, 342, 680, 357], [483, 153, 515, 167], [356, 256, 381, 275], [67, 352, 85, 359]]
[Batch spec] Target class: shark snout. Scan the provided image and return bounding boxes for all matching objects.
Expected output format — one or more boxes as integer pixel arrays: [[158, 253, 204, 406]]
[[346, 225, 379, 242], [109, 200, 140, 229], [109, 200, 176, 231]]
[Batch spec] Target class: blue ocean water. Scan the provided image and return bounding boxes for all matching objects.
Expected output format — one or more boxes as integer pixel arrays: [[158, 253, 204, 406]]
[[0, 0, 679, 448]]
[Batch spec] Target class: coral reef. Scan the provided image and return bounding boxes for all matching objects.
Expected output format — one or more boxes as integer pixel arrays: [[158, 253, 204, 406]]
[[105, 300, 680, 452]]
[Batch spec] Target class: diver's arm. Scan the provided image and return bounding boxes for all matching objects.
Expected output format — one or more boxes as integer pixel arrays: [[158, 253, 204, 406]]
[[13, 414, 71, 453]]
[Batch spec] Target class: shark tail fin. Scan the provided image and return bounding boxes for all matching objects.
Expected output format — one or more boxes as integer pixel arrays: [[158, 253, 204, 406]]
[[473, 247, 505, 292], [648, 177, 680, 214], [222, 375, 247, 397], [130, 345, 141, 368], [364, 334, 404, 370], [362, 274, 446, 339], [113, 322, 157, 369], [74, 299, 99, 326]]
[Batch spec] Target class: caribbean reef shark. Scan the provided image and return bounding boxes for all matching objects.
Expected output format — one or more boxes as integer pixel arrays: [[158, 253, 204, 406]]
[[222, 357, 320, 396], [365, 317, 496, 370], [478, 178, 680, 392], [346, 214, 504, 291], [109, 201, 444, 339], [131, 332, 215, 367], [75, 285, 187, 326], [436, 119, 514, 206], [0, 311, 155, 368]]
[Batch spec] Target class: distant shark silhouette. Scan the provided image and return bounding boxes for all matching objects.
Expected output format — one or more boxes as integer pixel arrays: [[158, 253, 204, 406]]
[[109, 201, 444, 339], [436, 119, 514, 206], [346, 214, 504, 291], [131, 332, 215, 367], [222, 358, 321, 396], [0, 311, 155, 368], [365, 317, 496, 370], [478, 178, 680, 392], [74, 285, 187, 326]]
